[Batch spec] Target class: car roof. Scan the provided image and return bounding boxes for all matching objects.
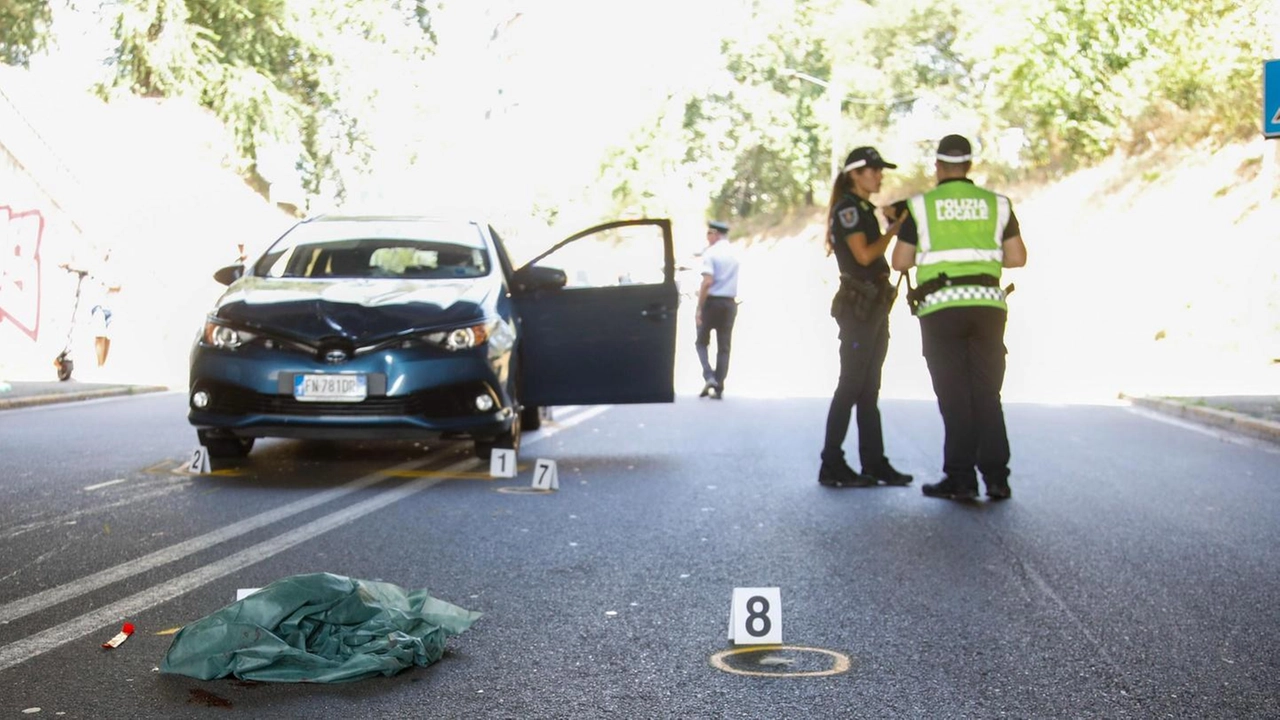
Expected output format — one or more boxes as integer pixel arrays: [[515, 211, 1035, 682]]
[[305, 214, 483, 226]]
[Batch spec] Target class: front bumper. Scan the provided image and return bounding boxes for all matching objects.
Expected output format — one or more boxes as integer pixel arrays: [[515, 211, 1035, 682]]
[[188, 342, 515, 440]]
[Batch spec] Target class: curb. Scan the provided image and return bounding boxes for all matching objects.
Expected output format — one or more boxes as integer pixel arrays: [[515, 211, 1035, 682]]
[[1121, 393, 1280, 445], [0, 385, 170, 411]]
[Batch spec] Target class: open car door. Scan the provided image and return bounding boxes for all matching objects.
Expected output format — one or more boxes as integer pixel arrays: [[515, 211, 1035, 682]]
[[513, 219, 676, 407]]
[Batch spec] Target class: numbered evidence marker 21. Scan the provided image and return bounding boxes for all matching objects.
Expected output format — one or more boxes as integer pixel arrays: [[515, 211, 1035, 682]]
[[532, 458, 559, 490], [188, 446, 211, 474], [490, 448, 517, 478], [727, 587, 782, 645]]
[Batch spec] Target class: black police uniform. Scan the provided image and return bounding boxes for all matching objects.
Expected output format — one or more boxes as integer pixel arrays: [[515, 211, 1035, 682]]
[[897, 179, 1022, 498], [821, 192, 894, 474]]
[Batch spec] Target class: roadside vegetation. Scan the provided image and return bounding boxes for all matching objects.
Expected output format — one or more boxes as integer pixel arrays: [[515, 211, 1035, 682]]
[[1, 0, 1275, 393]]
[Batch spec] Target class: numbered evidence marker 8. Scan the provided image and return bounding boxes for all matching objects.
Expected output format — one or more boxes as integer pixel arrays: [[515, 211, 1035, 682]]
[[489, 448, 517, 478], [728, 587, 782, 645], [188, 446, 211, 474], [532, 458, 559, 490]]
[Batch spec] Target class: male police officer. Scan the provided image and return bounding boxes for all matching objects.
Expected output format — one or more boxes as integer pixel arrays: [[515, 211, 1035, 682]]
[[696, 220, 740, 399], [890, 134, 1027, 501]]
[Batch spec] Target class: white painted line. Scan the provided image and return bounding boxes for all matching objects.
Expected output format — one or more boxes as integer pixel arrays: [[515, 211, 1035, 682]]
[[1126, 406, 1280, 455], [83, 478, 128, 492], [0, 458, 423, 625], [1, 482, 192, 541], [0, 459, 473, 673], [0, 404, 613, 671]]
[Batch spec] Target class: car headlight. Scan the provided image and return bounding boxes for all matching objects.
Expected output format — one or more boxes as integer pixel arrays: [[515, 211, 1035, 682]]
[[426, 322, 492, 351], [203, 321, 257, 349]]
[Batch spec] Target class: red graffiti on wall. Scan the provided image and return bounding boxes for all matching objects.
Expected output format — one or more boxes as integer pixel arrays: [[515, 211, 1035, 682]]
[[0, 205, 45, 341]]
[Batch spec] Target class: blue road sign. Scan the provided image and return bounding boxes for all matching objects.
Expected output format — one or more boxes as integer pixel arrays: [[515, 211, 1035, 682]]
[[1266, 59, 1280, 138]]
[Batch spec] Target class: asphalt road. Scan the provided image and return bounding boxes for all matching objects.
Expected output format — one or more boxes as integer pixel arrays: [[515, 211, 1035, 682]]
[[1, 391, 1278, 719]]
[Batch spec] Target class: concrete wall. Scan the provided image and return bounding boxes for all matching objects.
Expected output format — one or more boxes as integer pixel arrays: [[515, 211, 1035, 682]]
[[0, 67, 296, 387], [0, 87, 89, 380]]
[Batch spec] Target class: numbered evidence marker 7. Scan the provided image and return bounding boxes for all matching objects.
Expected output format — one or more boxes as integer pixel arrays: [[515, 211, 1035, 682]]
[[188, 446, 211, 474], [728, 587, 782, 645], [489, 448, 517, 478], [532, 458, 559, 490]]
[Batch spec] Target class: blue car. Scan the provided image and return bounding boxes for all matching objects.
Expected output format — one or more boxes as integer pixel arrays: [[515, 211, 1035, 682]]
[[188, 215, 677, 460]]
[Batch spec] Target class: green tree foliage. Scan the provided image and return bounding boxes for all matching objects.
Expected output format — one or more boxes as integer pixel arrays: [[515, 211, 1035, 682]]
[[601, 0, 838, 224], [604, 0, 1269, 219], [0, 0, 54, 66], [102, 0, 437, 199]]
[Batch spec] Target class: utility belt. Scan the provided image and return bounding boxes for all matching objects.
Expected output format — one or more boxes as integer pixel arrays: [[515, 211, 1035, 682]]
[[831, 273, 900, 323], [905, 273, 1014, 316]]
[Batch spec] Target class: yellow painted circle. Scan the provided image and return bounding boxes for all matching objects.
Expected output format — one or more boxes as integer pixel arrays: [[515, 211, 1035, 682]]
[[495, 486, 553, 495], [709, 645, 851, 678]]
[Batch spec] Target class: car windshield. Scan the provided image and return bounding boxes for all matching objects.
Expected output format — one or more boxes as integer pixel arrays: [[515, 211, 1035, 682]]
[[255, 219, 491, 280]]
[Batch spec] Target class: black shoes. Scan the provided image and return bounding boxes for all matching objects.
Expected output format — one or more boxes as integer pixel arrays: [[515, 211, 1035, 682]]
[[985, 477, 1012, 500], [700, 380, 723, 399], [818, 461, 876, 488], [863, 463, 913, 486], [921, 477, 979, 501]]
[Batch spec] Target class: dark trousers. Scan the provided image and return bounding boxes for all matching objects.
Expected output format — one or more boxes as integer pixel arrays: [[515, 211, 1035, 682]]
[[919, 306, 1011, 483], [822, 310, 889, 469], [696, 297, 737, 385]]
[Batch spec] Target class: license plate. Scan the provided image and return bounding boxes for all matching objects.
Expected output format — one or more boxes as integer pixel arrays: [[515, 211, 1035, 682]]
[[293, 374, 368, 402]]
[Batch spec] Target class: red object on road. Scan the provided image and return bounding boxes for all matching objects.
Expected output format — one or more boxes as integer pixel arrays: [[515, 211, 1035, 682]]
[[102, 622, 135, 649]]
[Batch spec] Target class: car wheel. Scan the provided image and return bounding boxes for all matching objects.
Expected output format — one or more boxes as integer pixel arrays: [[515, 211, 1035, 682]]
[[474, 410, 521, 461], [198, 430, 255, 459], [521, 404, 543, 431]]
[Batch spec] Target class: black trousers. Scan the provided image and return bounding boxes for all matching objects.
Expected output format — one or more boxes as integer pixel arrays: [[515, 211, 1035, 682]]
[[919, 306, 1011, 483], [821, 309, 889, 469], [695, 296, 737, 385]]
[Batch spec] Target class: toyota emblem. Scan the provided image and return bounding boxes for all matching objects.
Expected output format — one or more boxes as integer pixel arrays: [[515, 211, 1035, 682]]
[[324, 349, 348, 364]]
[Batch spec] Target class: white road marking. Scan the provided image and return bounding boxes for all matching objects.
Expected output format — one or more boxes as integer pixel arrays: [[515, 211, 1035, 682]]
[[1126, 406, 1280, 455], [0, 459, 420, 624], [0, 460, 470, 672], [83, 478, 128, 491], [0, 404, 612, 672]]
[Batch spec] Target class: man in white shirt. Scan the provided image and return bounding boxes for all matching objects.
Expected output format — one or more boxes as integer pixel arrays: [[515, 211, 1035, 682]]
[[695, 220, 740, 399]]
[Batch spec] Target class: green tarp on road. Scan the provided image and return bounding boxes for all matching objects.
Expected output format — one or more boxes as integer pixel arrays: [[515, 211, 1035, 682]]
[[160, 572, 481, 683]]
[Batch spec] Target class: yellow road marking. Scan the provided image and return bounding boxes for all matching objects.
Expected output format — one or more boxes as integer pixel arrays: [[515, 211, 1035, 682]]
[[155, 627, 181, 636], [387, 469, 514, 480]]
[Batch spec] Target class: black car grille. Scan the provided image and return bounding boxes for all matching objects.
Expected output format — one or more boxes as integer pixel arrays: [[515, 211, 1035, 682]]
[[196, 381, 494, 419]]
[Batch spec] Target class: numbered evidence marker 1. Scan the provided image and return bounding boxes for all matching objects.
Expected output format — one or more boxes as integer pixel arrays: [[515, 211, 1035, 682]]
[[188, 446, 211, 474], [489, 448, 517, 478], [531, 458, 559, 490], [727, 587, 783, 645]]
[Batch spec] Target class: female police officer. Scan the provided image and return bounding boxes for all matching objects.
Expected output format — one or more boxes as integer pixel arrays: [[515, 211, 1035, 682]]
[[818, 147, 913, 488]]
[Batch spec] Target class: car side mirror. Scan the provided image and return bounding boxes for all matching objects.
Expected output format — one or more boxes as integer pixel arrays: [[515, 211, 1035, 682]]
[[512, 265, 567, 292], [213, 264, 245, 286]]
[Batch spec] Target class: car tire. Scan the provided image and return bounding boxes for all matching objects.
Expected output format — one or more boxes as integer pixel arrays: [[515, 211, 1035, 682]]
[[520, 405, 543, 431], [198, 430, 255, 459], [474, 410, 520, 461]]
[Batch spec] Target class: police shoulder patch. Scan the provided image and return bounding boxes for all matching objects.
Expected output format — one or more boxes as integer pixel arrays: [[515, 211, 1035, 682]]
[[837, 206, 858, 228]]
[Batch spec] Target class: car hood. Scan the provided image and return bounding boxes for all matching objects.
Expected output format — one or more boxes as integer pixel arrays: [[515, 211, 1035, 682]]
[[212, 276, 500, 344]]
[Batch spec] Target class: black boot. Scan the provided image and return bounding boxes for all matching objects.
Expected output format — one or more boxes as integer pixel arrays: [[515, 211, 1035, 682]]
[[984, 476, 1012, 500], [921, 476, 979, 501], [818, 460, 875, 488], [862, 462, 913, 486]]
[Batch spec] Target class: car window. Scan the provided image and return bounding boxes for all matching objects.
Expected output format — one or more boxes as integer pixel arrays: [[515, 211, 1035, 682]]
[[530, 224, 665, 288], [255, 220, 491, 280]]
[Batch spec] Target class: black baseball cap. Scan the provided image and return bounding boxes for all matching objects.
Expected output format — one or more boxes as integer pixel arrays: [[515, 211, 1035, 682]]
[[843, 146, 897, 171], [936, 134, 973, 163], [708, 220, 730, 233]]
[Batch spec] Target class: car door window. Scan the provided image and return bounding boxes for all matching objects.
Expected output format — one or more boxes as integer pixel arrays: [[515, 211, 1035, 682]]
[[529, 224, 666, 288]]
